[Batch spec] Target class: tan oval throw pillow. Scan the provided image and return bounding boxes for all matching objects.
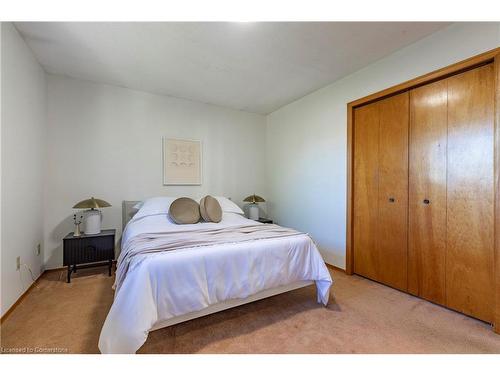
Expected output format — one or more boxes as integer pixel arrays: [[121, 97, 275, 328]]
[[200, 195, 222, 223], [169, 197, 200, 224]]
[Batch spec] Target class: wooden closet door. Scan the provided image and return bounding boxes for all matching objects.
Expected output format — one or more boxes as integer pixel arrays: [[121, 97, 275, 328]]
[[446, 64, 495, 322], [377, 92, 409, 291], [353, 102, 379, 281], [408, 80, 447, 304]]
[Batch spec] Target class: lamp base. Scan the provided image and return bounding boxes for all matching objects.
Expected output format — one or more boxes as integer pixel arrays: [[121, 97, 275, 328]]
[[248, 204, 259, 220], [84, 209, 102, 235]]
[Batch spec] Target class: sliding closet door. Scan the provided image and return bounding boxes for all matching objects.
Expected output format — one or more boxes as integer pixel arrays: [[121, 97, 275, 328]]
[[377, 93, 409, 291], [353, 102, 379, 281], [408, 80, 447, 304], [446, 64, 495, 322]]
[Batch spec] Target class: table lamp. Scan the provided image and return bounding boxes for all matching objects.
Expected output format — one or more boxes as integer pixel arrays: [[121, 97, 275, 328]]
[[243, 194, 265, 220], [73, 197, 111, 235]]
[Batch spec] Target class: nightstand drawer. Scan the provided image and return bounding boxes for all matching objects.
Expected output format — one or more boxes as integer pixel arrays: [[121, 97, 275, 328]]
[[63, 235, 114, 266]]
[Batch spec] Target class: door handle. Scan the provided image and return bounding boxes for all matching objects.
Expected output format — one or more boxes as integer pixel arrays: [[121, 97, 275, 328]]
[[423, 199, 430, 205], [388, 197, 395, 203]]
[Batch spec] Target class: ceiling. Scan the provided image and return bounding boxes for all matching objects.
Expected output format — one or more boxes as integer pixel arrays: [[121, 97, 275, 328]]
[[15, 22, 450, 114]]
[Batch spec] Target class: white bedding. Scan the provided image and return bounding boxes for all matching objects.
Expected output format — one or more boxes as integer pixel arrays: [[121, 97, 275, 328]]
[[98, 211, 332, 353]]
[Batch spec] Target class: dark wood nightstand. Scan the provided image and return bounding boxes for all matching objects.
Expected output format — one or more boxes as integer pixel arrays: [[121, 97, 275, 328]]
[[256, 218, 273, 224], [63, 229, 116, 283]]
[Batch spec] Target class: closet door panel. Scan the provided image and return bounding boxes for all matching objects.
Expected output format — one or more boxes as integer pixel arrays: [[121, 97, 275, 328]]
[[377, 92, 409, 291], [353, 103, 379, 281], [446, 64, 495, 322], [408, 80, 447, 304]]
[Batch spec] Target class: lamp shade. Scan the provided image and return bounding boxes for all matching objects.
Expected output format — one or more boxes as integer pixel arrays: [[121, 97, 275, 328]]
[[72, 197, 112, 209], [243, 194, 265, 204]]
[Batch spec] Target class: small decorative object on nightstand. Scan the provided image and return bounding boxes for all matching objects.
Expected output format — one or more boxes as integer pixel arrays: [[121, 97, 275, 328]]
[[243, 194, 265, 220], [256, 218, 273, 224], [73, 213, 83, 237], [63, 229, 115, 283]]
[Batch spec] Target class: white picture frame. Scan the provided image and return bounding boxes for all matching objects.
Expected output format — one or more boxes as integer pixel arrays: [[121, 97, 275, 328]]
[[162, 137, 202, 186]]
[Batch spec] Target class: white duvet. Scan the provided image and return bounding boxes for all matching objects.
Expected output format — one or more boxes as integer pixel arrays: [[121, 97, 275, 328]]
[[98, 211, 332, 354]]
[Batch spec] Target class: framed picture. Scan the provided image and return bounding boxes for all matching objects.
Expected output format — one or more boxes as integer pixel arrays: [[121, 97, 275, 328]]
[[162, 137, 202, 185]]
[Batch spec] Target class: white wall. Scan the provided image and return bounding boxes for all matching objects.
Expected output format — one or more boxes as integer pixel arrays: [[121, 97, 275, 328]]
[[44, 75, 267, 268], [1, 23, 47, 315], [266, 22, 500, 268]]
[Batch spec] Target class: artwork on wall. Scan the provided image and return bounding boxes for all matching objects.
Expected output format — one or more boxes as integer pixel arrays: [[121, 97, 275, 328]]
[[162, 137, 202, 185]]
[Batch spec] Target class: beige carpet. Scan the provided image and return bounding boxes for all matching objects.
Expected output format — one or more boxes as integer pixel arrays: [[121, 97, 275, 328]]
[[1, 267, 499, 353]]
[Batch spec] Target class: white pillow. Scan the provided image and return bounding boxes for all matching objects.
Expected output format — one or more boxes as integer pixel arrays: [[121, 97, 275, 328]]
[[213, 196, 244, 215], [134, 196, 177, 220]]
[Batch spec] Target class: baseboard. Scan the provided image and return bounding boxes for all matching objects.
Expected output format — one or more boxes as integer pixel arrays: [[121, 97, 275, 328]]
[[44, 260, 117, 273], [325, 263, 346, 273], [44, 266, 66, 272], [0, 271, 45, 324]]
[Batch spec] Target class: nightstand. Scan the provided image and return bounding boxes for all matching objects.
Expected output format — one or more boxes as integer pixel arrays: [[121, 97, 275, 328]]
[[256, 218, 273, 224], [63, 229, 116, 283]]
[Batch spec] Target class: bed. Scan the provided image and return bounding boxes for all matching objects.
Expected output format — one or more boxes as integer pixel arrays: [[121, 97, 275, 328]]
[[98, 197, 332, 353]]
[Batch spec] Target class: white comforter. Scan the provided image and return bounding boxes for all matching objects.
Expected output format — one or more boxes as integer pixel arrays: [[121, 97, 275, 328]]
[[98, 212, 332, 353]]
